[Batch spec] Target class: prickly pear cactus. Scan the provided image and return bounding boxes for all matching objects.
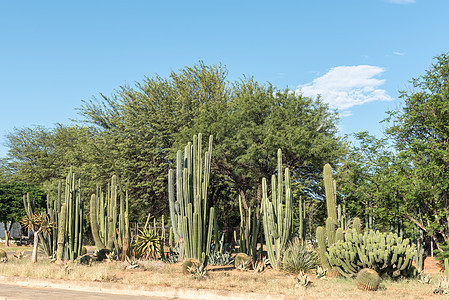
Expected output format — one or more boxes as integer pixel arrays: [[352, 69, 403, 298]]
[[356, 268, 380, 291]]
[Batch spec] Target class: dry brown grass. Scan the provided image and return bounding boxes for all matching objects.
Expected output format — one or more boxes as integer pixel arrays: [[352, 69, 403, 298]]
[[0, 258, 439, 299]]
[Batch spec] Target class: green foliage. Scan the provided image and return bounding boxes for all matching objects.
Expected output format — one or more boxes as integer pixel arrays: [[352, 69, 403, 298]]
[[0, 182, 45, 246], [281, 238, 318, 274], [356, 268, 380, 291], [339, 53, 449, 251], [327, 230, 416, 277]]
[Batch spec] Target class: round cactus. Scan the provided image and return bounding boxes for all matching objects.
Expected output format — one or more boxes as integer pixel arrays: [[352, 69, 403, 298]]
[[234, 253, 252, 271], [0, 249, 7, 259], [356, 268, 380, 291], [182, 258, 201, 274]]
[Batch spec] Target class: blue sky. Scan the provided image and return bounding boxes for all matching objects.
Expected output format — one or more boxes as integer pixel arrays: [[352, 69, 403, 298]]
[[1, 0, 448, 158]]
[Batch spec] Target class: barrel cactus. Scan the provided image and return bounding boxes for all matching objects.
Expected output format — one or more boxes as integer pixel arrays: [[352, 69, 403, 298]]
[[356, 268, 380, 291], [234, 253, 252, 271], [0, 249, 7, 262], [182, 258, 201, 274]]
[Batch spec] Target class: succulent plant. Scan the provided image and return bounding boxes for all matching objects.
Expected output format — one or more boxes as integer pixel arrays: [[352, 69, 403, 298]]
[[281, 238, 318, 274], [168, 134, 215, 263], [316, 266, 328, 280], [253, 257, 270, 273], [182, 258, 202, 274], [13, 250, 26, 259], [76, 254, 92, 265], [356, 268, 380, 291], [235, 253, 252, 271], [295, 271, 312, 288], [0, 249, 7, 260], [187, 263, 208, 280], [262, 149, 294, 270], [326, 230, 416, 277], [434, 277, 449, 295], [207, 249, 234, 266]]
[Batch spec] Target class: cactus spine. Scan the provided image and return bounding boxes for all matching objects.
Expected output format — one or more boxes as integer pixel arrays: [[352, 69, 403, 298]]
[[168, 134, 215, 263], [262, 149, 293, 270]]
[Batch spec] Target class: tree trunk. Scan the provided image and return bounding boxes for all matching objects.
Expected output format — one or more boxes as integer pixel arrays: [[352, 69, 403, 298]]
[[4, 221, 14, 247], [31, 228, 42, 263]]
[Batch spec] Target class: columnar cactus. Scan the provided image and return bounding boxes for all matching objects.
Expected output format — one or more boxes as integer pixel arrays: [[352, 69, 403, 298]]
[[60, 168, 84, 261], [323, 164, 337, 223], [234, 195, 262, 261], [89, 175, 130, 259], [168, 134, 215, 263], [262, 149, 293, 270]]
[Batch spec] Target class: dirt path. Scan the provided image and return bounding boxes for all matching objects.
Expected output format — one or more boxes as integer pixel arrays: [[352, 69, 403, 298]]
[[0, 283, 175, 300]]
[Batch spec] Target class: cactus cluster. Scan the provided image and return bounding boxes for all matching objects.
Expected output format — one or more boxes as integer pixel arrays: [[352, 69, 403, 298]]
[[168, 134, 215, 263], [56, 168, 84, 261], [262, 149, 294, 270], [89, 175, 130, 260], [326, 229, 416, 277], [234, 194, 262, 261]]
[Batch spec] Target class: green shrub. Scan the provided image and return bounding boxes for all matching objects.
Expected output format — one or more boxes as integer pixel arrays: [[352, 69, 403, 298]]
[[281, 238, 317, 274]]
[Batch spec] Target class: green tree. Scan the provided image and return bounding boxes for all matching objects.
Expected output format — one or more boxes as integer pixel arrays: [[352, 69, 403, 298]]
[[79, 61, 229, 221], [177, 78, 344, 238], [384, 53, 449, 251], [339, 53, 449, 252]]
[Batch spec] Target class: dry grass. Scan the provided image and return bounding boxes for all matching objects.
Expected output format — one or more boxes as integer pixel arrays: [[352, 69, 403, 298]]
[[0, 258, 439, 299]]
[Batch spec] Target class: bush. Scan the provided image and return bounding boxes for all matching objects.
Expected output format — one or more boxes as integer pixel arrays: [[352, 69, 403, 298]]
[[281, 238, 317, 274]]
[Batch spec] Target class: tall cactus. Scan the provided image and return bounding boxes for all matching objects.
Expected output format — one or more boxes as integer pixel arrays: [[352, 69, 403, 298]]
[[234, 195, 262, 261], [323, 163, 337, 223], [56, 167, 84, 261], [168, 134, 215, 263], [262, 149, 293, 270], [89, 175, 130, 259]]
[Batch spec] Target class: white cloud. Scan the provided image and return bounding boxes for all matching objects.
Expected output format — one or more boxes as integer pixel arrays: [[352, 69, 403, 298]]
[[296, 65, 393, 111], [393, 51, 406, 56], [385, 0, 415, 4]]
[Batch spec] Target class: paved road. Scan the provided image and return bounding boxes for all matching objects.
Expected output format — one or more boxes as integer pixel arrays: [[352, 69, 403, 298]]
[[0, 284, 174, 300]]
